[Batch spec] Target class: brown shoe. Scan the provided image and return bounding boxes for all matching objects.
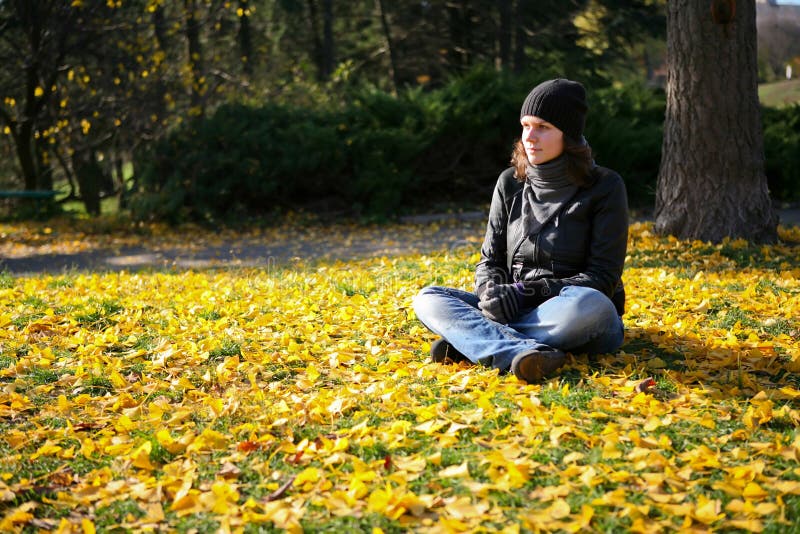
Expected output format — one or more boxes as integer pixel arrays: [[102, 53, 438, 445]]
[[511, 348, 566, 383], [430, 338, 468, 364]]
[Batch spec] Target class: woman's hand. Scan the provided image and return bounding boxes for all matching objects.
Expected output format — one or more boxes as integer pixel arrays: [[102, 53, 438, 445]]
[[478, 281, 522, 324]]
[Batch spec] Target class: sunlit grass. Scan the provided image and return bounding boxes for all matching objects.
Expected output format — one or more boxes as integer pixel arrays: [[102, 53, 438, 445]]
[[0, 221, 799, 532]]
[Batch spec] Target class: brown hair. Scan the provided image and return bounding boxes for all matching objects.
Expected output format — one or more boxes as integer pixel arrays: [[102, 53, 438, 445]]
[[511, 136, 594, 187]]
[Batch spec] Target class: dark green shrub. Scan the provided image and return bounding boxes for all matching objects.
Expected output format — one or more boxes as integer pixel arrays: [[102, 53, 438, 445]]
[[585, 82, 665, 206], [131, 71, 529, 222], [410, 67, 537, 202], [131, 103, 347, 223], [129, 70, 797, 224], [762, 104, 800, 203], [337, 88, 433, 215]]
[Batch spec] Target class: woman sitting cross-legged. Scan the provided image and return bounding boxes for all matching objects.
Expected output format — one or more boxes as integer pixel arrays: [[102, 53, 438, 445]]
[[413, 78, 628, 383]]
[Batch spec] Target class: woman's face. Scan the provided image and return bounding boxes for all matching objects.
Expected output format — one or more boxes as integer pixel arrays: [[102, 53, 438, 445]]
[[521, 115, 564, 165]]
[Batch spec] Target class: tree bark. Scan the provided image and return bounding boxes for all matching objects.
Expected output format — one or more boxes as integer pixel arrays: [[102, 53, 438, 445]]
[[376, 0, 399, 92], [321, 0, 334, 79], [74, 150, 102, 216], [655, 0, 777, 243], [307, 0, 325, 80], [184, 0, 205, 114], [153, 4, 169, 53], [513, 0, 530, 73], [447, 2, 467, 70], [17, 0, 43, 190], [238, 0, 253, 75], [497, 0, 512, 70], [16, 121, 38, 190]]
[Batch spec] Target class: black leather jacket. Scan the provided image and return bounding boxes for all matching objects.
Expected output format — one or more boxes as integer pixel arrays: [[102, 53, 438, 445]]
[[475, 165, 628, 315]]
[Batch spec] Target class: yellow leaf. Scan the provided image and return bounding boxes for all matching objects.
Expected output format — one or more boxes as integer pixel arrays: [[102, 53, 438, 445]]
[[778, 387, 800, 399], [742, 482, 770, 500], [115, 414, 135, 432], [726, 519, 764, 532], [602, 440, 622, 460], [294, 467, 320, 487], [30, 441, 62, 461], [0, 502, 36, 530], [143, 502, 165, 521], [171, 490, 202, 516], [693, 495, 724, 525], [366, 485, 407, 520], [772, 480, 800, 494], [327, 397, 345, 414], [529, 484, 571, 501], [198, 480, 240, 513], [393, 455, 427, 473], [438, 461, 470, 479], [580, 466, 600, 487], [130, 441, 157, 470], [414, 419, 447, 435], [562, 451, 584, 464], [441, 496, 489, 520], [550, 426, 573, 445], [260, 500, 305, 532], [546, 498, 571, 519], [643, 416, 662, 432], [306, 363, 320, 382], [156, 429, 184, 455], [187, 428, 228, 453], [108, 370, 127, 388]]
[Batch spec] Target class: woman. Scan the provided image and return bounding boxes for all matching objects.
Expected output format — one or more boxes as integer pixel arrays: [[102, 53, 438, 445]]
[[413, 78, 628, 383]]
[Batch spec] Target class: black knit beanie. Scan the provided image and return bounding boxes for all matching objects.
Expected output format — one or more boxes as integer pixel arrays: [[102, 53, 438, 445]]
[[519, 79, 588, 142]]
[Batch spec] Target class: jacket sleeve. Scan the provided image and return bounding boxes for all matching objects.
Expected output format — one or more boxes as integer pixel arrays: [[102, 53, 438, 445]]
[[518, 171, 628, 308], [475, 172, 515, 295]]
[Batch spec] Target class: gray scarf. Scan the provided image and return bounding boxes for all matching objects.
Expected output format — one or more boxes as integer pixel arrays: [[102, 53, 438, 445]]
[[521, 155, 577, 236]]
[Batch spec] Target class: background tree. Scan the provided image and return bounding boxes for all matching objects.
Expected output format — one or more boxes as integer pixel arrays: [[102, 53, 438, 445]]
[[0, 1, 78, 192], [0, 0, 673, 218], [654, 0, 777, 243]]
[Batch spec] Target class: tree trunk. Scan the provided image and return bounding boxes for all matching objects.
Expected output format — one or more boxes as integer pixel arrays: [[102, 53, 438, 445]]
[[497, 0, 512, 70], [153, 4, 169, 52], [321, 0, 334, 79], [184, 0, 205, 114], [16, 122, 38, 191], [74, 150, 102, 216], [513, 0, 530, 73], [238, 0, 253, 75], [376, 0, 399, 92], [447, 2, 476, 70], [35, 139, 53, 191], [307, 0, 325, 80], [18, 2, 42, 191], [655, 0, 777, 243]]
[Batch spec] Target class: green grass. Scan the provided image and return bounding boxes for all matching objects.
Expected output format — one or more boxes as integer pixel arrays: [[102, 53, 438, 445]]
[[760, 79, 800, 108], [208, 339, 242, 361], [0, 222, 798, 532]]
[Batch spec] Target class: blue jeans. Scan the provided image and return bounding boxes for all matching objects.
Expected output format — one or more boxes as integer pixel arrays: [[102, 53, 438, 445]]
[[413, 285, 624, 371]]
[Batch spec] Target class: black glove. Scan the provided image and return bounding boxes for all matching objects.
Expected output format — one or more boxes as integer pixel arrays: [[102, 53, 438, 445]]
[[478, 282, 523, 324], [516, 279, 557, 309]]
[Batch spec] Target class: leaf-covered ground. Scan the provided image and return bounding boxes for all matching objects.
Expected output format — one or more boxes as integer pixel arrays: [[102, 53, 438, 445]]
[[1, 220, 799, 533]]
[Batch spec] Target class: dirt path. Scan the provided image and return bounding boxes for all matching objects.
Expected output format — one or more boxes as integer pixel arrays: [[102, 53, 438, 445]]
[[0, 214, 486, 274], [2, 209, 798, 275]]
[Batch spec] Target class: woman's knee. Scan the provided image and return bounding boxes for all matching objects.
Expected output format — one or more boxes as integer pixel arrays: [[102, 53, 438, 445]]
[[413, 285, 478, 324], [413, 285, 443, 307], [413, 286, 447, 321], [535, 286, 619, 345], [518, 287, 620, 352], [559, 286, 618, 322]]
